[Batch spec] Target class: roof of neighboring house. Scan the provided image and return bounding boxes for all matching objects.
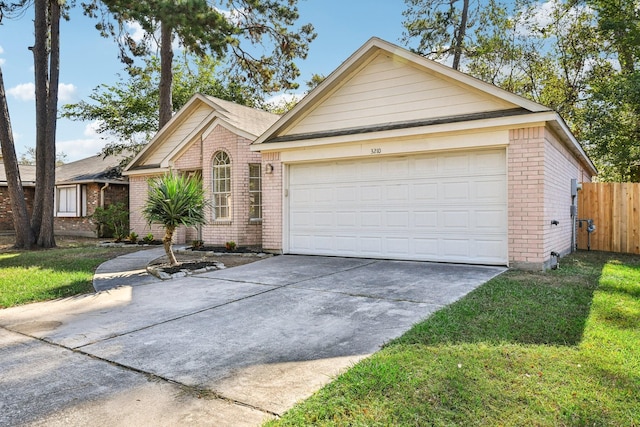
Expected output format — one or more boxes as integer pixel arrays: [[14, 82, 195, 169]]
[[55, 153, 128, 185], [1, 153, 128, 188], [252, 37, 596, 176], [0, 162, 37, 187], [124, 94, 280, 174]]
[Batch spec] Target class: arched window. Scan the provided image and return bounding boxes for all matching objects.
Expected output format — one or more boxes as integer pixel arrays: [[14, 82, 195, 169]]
[[212, 151, 231, 220]]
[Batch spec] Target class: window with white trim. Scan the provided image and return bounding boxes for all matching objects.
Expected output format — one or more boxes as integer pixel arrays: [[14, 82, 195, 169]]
[[249, 164, 261, 220], [56, 185, 78, 217], [212, 151, 231, 220]]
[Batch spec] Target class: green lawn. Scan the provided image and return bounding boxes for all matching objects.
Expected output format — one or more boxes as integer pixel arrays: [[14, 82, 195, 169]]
[[0, 240, 140, 308], [267, 252, 640, 426]]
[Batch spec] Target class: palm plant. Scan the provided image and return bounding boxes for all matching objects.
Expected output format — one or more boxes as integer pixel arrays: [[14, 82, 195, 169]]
[[142, 173, 208, 266]]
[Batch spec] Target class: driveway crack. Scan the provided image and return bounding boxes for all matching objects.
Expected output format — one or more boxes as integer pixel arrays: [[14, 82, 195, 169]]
[[2, 326, 280, 418]]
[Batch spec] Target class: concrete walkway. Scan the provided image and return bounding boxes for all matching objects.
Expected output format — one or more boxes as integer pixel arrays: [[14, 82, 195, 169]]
[[1, 252, 506, 426], [92, 246, 165, 291]]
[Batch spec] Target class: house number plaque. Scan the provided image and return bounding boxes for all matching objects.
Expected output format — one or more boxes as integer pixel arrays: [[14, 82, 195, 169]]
[[370, 148, 382, 154]]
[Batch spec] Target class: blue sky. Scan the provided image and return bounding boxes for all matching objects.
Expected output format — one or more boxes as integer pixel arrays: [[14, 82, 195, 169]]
[[0, 1, 407, 162]]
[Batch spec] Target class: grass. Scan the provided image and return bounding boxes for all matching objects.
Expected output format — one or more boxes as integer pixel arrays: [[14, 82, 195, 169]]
[[267, 252, 640, 426], [0, 236, 141, 308]]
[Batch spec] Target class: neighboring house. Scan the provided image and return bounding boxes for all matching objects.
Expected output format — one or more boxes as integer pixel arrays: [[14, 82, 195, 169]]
[[0, 153, 128, 237], [0, 160, 36, 234], [54, 154, 129, 237], [123, 94, 280, 247], [251, 38, 597, 270]]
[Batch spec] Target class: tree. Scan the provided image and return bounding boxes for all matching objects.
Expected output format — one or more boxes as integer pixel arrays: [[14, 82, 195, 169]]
[[18, 146, 67, 165], [578, 0, 640, 181], [83, 0, 315, 131], [0, 66, 34, 249], [0, 0, 62, 248], [402, 0, 477, 70], [61, 55, 259, 160], [142, 173, 208, 266]]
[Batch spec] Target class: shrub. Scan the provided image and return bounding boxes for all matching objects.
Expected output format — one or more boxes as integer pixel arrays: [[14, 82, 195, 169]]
[[225, 241, 237, 251], [91, 203, 129, 241]]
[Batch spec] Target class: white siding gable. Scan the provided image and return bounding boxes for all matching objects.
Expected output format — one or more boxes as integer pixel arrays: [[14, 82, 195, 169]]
[[143, 103, 213, 165], [286, 52, 517, 136]]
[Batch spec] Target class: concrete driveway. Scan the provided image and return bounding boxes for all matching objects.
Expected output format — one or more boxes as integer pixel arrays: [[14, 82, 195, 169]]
[[0, 255, 505, 426]]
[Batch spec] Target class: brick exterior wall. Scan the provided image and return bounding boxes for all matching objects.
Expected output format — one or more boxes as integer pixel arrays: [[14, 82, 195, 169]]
[[1, 182, 128, 237], [508, 127, 546, 269], [261, 152, 283, 252], [197, 125, 262, 247], [129, 175, 166, 240], [129, 124, 264, 247], [0, 186, 35, 233], [508, 126, 592, 270], [54, 183, 129, 237], [542, 128, 592, 263]]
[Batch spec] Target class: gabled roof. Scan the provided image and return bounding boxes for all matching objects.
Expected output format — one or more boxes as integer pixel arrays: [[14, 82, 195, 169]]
[[124, 94, 279, 174], [252, 37, 596, 175], [254, 37, 551, 145]]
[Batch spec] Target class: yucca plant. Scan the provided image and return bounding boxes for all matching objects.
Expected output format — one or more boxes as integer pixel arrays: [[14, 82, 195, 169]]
[[142, 173, 209, 266]]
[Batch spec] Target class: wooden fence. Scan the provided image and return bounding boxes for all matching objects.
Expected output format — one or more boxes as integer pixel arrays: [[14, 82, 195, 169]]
[[577, 182, 640, 254]]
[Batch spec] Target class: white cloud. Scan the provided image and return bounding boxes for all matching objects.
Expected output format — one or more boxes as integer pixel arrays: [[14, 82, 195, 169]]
[[515, 0, 594, 37], [0, 59, 5, 66], [126, 21, 147, 44], [0, 45, 4, 54], [84, 120, 101, 137], [58, 83, 77, 101], [265, 92, 305, 110], [7, 83, 35, 101], [56, 137, 109, 162], [7, 82, 77, 102]]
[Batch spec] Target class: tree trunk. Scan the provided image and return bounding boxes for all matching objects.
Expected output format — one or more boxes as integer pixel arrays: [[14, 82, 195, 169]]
[[163, 225, 178, 266], [0, 67, 34, 249], [37, 0, 61, 248], [158, 21, 173, 130], [452, 0, 469, 70], [30, 0, 49, 242]]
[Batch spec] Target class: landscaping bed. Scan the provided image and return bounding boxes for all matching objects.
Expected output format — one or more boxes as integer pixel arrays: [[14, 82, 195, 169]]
[[147, 248, 271, 280]]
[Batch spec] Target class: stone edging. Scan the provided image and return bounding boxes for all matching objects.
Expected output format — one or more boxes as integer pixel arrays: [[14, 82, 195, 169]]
[[147, 248, 273, 280]]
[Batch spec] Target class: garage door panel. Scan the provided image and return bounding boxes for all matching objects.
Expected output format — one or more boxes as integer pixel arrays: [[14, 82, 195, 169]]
[[288, 149, 507, 264], [413, 183, 438, 200], [387, 211, 410, 228], [443, 210, 470, 229], [442, 181, 470, 200]]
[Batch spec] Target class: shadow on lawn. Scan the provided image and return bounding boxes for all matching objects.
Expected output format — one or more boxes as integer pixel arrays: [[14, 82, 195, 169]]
[[389, 251, 626, 348]]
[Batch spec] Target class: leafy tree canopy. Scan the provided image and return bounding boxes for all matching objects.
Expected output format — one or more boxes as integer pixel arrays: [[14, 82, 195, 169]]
[[61, 55, 259, 159], [82, 0, 316, 94]]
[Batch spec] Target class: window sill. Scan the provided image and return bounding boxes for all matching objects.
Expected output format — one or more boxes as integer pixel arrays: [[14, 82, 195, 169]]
[[248, 219, 262, 224], [212, 220, 232, 225]]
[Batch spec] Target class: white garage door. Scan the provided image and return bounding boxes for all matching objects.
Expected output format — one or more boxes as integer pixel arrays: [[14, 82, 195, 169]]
[[287, 149, 508, 265]]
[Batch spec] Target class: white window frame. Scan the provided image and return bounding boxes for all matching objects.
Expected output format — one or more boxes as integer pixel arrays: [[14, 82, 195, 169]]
[[55, 185, 79, 217], [249, 163, 262, 221], [212, 151, 232, 221]]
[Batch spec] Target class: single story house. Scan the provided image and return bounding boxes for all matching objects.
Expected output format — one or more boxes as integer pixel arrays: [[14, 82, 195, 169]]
[[0, 153, 129, 237], [125, 38, 596, 270], [123, 94, 280, 247], [0, 160, 35, 233], [251, 38, 596, 270]]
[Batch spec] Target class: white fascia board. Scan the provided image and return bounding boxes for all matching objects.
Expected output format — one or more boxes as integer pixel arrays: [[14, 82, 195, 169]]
[[122, 167, 168, 177]]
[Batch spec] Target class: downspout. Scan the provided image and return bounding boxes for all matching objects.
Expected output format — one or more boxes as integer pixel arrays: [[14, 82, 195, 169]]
[[100, 182, 110, 208]]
